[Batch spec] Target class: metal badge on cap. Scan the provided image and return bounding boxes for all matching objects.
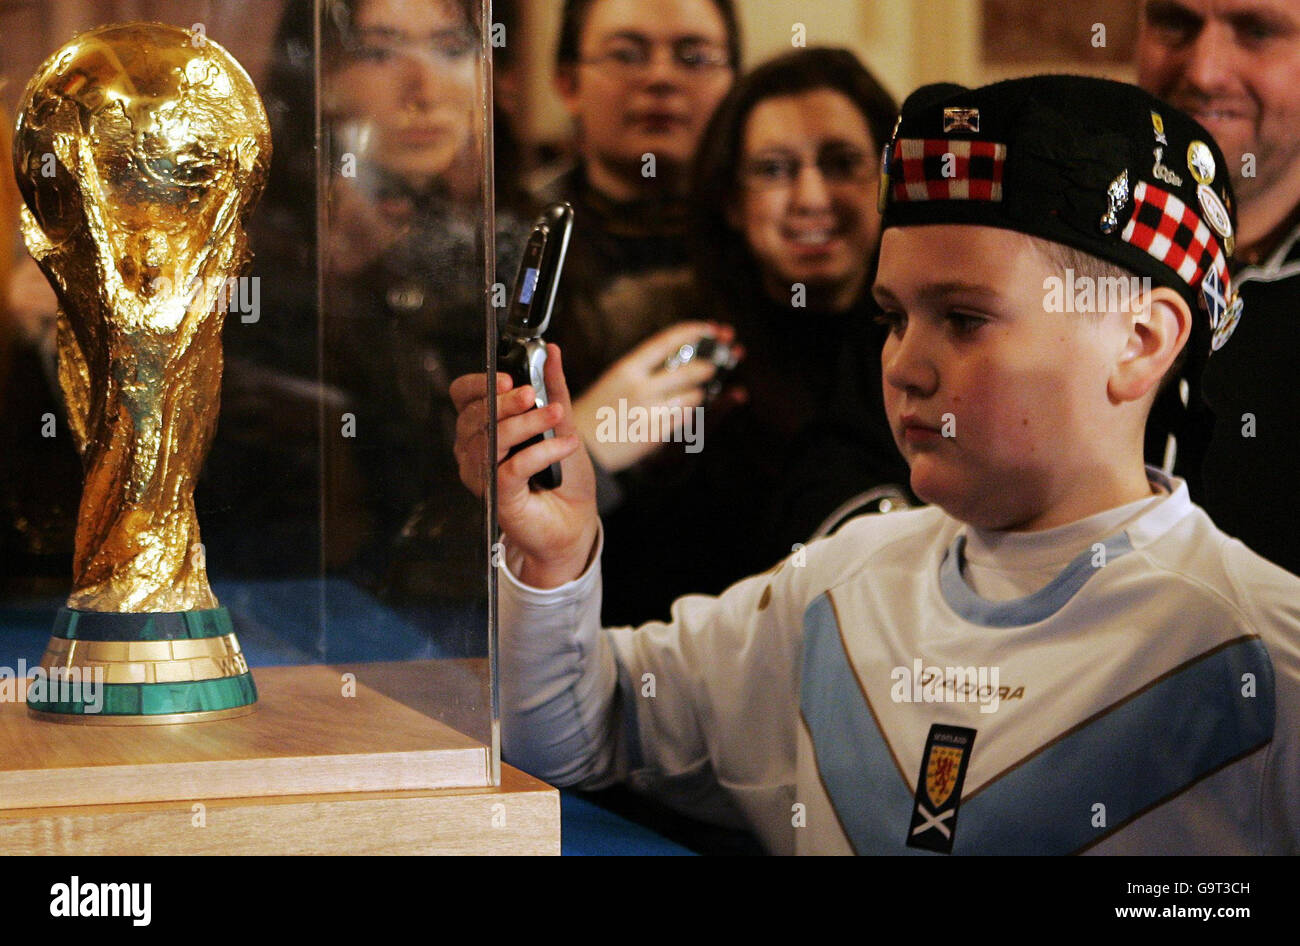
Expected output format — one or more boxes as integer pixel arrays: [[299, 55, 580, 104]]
[[943, 107, 980, 133], [1198, 184, 1233, 241], [1151, 110, 1168, 145], [1187, 141, 1216, 186], [1100, 169, 1130, 234], [878, 115, 902, 213], [1213, 295, 1243, 351], [1152, 147, 1184, 187]]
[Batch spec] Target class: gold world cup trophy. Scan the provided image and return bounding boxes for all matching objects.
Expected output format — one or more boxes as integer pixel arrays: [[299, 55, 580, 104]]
[[13, 23, 271, 723]]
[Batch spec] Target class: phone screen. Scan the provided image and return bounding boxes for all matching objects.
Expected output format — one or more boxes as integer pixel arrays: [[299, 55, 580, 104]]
[[518, 267, 539, 305], [506, 204, 570, 337]]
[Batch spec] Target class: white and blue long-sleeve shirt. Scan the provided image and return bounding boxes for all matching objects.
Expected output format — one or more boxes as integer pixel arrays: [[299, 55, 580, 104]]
[[499, 471, 1300, 854]]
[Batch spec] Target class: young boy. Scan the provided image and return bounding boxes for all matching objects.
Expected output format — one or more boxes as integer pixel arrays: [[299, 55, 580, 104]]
[[451, 76, 1300, 854]]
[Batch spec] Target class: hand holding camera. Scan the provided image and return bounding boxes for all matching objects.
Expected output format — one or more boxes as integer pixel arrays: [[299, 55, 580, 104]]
[[570, 322, 742, 474]]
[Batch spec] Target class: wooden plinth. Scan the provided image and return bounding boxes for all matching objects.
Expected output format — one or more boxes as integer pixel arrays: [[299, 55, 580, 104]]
[[0, 663, 560, 855], [0, 764, 559, 855]]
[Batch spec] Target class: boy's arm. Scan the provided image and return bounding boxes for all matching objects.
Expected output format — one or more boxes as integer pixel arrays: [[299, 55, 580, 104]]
[[456, 345, 806, 845], [499, 532, 812, 846], [497, 526, 622, 789]]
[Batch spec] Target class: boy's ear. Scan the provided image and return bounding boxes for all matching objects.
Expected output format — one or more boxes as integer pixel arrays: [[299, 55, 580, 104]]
[[1109, 286, 1191, 404]]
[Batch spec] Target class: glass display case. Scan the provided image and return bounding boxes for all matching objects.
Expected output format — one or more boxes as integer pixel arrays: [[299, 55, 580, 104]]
[[0, 0, 532, 853]]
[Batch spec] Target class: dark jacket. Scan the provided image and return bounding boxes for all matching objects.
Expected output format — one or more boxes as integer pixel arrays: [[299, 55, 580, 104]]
[[1198, 221, 1300, 576]]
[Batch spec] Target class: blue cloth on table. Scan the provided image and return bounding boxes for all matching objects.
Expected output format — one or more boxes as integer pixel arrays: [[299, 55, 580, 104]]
[[560, 791, 695, 856]]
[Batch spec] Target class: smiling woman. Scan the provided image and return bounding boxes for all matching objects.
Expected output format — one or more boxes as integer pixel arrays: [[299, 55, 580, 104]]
[[730, 87, 881, 312], [693, 47, 899, 319]]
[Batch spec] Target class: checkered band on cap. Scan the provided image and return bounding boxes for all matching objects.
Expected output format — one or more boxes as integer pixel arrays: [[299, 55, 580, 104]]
[[1121, 180, 1229, 300], [890, 139, 1008, 202]]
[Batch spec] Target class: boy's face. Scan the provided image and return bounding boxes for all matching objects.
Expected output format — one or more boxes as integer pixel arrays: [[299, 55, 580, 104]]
[[873, 226, 1129, 531]]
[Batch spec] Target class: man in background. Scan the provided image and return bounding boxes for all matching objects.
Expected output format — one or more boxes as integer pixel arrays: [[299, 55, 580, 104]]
[[1139, 0, 1300, 574]]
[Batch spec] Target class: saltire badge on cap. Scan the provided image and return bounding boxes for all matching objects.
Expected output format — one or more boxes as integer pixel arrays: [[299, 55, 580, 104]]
[[907, 723, 976, 853], [1202, 266, 1243, 351]]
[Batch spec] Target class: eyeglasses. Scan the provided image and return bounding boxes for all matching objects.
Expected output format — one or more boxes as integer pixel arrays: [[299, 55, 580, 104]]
[[741, 146, 875, 190], [579, 37, 732, 76]]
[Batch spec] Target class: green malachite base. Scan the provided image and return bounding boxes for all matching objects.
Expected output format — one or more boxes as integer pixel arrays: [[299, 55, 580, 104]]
[[52, 606, 235, 641], [28, 606, 258, 724], [29, 672, 259, 716]]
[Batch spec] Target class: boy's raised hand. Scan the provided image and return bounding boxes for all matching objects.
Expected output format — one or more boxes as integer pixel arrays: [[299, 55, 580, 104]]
[[451, 344, 599, 589]]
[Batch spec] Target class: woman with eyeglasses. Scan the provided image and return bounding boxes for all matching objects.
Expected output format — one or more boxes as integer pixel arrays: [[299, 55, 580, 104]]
[[577, 47, 913, 628]]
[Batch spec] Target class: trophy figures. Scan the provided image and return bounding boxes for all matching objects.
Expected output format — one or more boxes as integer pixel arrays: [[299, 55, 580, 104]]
[[13, 23, 271, 723]]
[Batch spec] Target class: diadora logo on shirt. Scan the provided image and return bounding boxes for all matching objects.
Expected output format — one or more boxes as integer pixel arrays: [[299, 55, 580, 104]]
[[890, 658, 1024, 714]]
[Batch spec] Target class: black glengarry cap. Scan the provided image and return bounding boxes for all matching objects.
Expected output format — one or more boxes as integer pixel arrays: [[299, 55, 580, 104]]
[[879, 75, 1241, 354]]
